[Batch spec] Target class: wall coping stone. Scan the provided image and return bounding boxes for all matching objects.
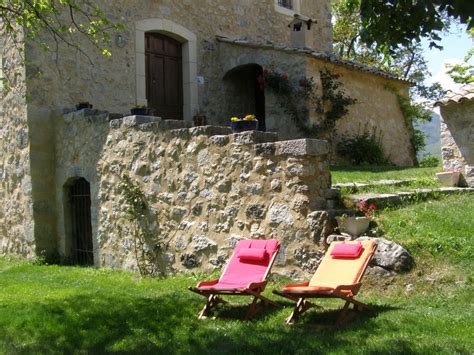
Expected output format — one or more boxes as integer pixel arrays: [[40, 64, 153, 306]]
[[232, 131, 279, 145], [190, 125, 232, 137], [122, 115, 162, 127], [276, 138, 329, 156]]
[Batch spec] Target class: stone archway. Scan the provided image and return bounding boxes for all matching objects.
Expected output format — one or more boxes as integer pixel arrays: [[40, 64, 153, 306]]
[[135, 19, 198, 122], [223, 64, 266, 131]]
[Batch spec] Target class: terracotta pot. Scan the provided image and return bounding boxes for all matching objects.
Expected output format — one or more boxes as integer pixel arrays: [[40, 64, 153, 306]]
[[436, 171, 460, 187], [335, 216, 371, 237], [230, 120, 258, 133]]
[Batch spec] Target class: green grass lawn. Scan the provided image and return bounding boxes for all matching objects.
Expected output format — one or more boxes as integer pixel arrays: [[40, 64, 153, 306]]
[[331, 165, 440, 184], [0, 195, 472, 354]]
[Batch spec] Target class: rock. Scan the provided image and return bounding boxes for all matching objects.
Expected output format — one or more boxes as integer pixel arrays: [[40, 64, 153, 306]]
[[326, 233, 352, 244], [270, 179, 282, 191], [246, 203, 266, 220], [269, 203, 293, 225], [293, 247, 324, 272], [356, 237, 414, 272], [367, 265, 394, 277], [192, 235, 217, 252], [306, 211, 330, 242], [180, 253, 198, 268], [247, 183, 262, 195], [171, 207, 188, 221]]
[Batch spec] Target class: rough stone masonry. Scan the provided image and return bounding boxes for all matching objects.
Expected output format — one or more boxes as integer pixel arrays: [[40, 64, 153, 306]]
[[53, 110, 334, 277]]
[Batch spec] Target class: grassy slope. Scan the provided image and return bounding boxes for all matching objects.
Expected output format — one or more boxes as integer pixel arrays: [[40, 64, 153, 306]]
[[331, 165, 440, 184], [0, 197, 472, 354]]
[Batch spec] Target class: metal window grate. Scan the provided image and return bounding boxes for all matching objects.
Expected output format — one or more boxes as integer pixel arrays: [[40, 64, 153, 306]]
[[70, 178, 94, 266], [278, 0, 293, 10]]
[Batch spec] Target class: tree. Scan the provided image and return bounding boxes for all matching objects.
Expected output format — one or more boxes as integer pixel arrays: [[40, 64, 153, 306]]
[[357, 0, 474, 53], [1, 0, 122, 58], [332, 0, 447, 159], [446, 28, 474, 84]]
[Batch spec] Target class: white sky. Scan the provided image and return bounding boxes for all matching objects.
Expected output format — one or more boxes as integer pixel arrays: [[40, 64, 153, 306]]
[[422, 24, 473, 93]]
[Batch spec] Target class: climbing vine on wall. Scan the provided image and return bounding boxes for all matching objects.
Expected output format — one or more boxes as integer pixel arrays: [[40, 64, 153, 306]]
[[120, 174, 164, 277], [260, 67, 356, 140]]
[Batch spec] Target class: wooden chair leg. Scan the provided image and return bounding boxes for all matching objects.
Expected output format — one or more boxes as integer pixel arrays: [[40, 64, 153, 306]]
[[245, 296, 260, 320], [286, 298, 316, 325], [336, 301, 351, 325], [198, 295, 226, 319]]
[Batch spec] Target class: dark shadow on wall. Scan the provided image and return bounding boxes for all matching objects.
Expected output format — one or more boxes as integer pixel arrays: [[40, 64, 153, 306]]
[[223, 63, 266, 131]]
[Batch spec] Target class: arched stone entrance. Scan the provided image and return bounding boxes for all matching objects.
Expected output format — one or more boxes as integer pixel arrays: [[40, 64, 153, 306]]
[[223, 64, 266, 131]]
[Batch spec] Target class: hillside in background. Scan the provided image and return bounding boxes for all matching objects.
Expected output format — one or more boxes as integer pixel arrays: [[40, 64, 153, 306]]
[[416, 111, 441, 158]]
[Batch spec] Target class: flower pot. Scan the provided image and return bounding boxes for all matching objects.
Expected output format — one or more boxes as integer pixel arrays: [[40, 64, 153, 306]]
[[336, 216, 371, 237], [436, 171, 460, 187], [193, 114, 207, 126], [230, 120, 258, 133], [76, 102, 93, 110], [131, 108, 150, 116]]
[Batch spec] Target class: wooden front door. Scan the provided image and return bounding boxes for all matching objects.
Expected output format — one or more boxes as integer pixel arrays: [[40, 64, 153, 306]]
[[146, 33, 183, 120]]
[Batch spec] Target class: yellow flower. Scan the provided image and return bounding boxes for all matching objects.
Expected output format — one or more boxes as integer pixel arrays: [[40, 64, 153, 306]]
[[244, 114, 257, 121], [230, 116, 240, 121]]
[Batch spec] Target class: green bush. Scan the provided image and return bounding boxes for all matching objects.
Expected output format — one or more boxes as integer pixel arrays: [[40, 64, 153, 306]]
[[337, 128, 388, 165], [419, 154, 440, 168]]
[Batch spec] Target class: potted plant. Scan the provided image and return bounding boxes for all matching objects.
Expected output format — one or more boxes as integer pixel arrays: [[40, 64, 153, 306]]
[[76, 102, 93, 110], [131, 105, 150, 116], [436, 169, 461, 187], [193, 113, 207, 126], [230, 114, 258, 133], [336, 201, 376, 237]]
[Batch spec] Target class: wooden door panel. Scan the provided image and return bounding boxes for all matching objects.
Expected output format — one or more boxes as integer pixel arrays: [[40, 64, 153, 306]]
[[145, 33, 183, 120]]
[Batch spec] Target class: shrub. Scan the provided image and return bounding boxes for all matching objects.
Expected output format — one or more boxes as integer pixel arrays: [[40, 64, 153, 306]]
[[419, 154, 440, 168], [337, 127, 388, 165]]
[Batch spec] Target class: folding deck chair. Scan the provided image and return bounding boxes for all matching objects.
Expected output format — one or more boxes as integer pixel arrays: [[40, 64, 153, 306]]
[[189, 239, 281, 319], [274, 240, 376, 325]]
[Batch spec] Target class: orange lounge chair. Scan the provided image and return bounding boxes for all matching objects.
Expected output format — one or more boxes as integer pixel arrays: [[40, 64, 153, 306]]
[[189, 239, 281, 319], [274, 240, 376, 325]]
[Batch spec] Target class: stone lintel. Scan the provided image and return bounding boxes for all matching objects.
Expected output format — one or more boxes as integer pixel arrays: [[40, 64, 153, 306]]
[[232, 131, 278, 145], [276, 138, 329, 156]]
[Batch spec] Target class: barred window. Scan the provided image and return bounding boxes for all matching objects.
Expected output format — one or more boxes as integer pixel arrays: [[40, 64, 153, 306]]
[[278, 0, 293, 10]]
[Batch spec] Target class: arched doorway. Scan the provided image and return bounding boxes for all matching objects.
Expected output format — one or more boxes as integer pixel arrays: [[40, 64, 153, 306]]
[[145, 32, 183, 120], [68, 178, 94, 265], [224, 64, 266, 131]]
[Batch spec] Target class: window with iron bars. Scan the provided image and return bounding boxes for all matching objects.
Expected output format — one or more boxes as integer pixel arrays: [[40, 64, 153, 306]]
[[278, 0, 293, 10]]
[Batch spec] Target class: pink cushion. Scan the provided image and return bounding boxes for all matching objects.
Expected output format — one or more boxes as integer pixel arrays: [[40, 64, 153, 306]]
[[237, 248, 267, 261], [330, 242, 363, 258]]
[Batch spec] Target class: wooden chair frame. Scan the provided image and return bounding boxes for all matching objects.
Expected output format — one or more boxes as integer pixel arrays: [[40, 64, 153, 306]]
[[189, 244, 281, 320], [274, 243, 376, 325]]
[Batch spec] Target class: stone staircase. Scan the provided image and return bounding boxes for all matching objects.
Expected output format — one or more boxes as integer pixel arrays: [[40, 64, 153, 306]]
[[330, 178, 474, 210]]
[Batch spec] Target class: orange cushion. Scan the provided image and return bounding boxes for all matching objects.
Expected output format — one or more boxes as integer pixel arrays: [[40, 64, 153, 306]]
[[308, 240, 375, 289]]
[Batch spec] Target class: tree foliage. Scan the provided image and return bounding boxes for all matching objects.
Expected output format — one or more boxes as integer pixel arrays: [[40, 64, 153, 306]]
[[446, 28, 474, 84], [358, 0, 474, 53], [0, 0, 123, 57]]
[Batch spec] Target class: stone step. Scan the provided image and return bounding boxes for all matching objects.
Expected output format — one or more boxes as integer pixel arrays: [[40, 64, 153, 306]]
[[333, 178, 422, 189], [346, 187, 474, 208]]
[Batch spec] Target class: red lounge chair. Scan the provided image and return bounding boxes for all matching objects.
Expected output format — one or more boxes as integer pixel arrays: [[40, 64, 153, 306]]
[[189, 239, 281, 319], [274, 240, 376, 325]]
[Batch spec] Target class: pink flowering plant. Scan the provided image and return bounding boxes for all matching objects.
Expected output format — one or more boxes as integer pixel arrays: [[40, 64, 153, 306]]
[[355, 200, 376, 218], [257, 67, 292, 95]]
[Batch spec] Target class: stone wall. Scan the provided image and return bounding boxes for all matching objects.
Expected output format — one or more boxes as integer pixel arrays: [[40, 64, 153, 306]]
[[0, 34, 35, 257], [439, 101, 474, 187], [24, 0, 332, 115], [215, 42, 415, 166], [55, 111, 333, 277]]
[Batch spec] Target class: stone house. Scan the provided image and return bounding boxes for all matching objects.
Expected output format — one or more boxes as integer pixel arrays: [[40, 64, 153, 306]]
[[435, 84, 474, 187], [0, 0, 416, 275]]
